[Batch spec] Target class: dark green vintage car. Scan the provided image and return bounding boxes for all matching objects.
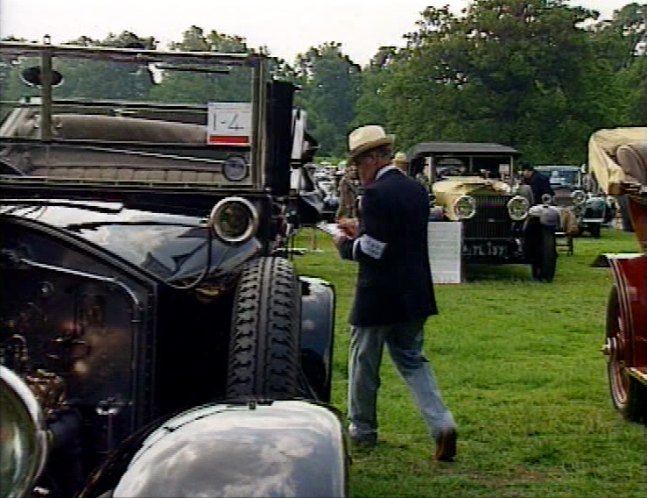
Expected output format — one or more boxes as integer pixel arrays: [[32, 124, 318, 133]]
[[535, 165, 613, 238]]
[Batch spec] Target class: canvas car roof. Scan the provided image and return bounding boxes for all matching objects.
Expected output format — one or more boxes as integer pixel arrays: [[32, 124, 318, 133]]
[[409, 142, 520, 157]]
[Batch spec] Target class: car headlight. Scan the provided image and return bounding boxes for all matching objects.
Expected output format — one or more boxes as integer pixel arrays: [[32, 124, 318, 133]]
[[0, 366, 49, 498], [209, 197, 259, 244], [507, 195, 529, 221], [222, 155, 248, 182], [453, 195, 476, 220], [571, 190, 586, 206]]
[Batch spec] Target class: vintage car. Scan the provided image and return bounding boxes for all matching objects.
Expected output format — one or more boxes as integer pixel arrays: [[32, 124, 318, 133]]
[[409, 142, 559, 282], [589, 127, 647, 424], [0, 41, 347, 497], [534, 164, 612, 238]]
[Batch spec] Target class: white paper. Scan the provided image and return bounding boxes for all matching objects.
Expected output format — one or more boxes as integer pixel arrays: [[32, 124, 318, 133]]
[[316, 222, 346, 238]]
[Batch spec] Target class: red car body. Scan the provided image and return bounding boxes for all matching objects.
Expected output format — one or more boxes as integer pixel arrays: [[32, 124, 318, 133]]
[[603, 193, 647, 423]]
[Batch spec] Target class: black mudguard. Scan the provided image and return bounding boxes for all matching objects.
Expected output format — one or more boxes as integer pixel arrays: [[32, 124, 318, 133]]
[[86, 400, 348, 498], [299, 276, 336, 402]]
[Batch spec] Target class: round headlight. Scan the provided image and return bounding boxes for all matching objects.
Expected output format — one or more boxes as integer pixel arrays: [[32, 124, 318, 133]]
[[453, 195, 476, 220], [507, 195, 529, 221], [222, 155, 248, 182], [209, 197, 259, 244], [571, 189, 586, 205], [0, 366, 49, 498]]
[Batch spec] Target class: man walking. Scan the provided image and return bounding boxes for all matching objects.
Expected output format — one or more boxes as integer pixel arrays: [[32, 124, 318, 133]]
[[333, 125, 457, 461]]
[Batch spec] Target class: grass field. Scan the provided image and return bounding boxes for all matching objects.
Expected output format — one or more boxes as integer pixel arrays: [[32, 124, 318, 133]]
[[293, 227, 647, 498]]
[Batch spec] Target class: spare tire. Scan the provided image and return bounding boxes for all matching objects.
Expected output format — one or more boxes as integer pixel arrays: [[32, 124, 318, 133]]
[[226, 257, 304, 399]]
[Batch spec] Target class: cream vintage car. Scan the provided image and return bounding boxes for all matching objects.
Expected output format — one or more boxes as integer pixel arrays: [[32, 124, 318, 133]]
[[409, 142, 560, 282]]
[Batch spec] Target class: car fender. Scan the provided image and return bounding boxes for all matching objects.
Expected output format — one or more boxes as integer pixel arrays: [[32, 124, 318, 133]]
[[299, 276, 336, 402], [104, 401, 348, 498], [600, 253, 647, 368]]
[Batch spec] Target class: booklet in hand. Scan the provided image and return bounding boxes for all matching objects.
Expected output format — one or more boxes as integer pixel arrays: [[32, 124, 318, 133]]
[[316, 222, 346, 238]]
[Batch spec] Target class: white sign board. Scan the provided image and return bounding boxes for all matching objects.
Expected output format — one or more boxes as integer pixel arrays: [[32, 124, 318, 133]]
[[207, 102, 252, 146], [427, 222, 463, 284]]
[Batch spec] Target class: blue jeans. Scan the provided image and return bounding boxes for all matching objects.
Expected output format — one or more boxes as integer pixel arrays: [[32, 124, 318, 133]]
[[348, 319, 456, 440]]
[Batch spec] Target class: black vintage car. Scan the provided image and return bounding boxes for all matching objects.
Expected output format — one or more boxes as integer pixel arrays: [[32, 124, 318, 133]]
[[535, 165, 613, 238], [409, 142, 559, 282], [0, 42, 346, 497]]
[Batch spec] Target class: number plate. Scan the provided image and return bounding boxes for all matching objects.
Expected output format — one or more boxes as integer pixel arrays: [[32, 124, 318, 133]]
[[463, 241, 509, 258]]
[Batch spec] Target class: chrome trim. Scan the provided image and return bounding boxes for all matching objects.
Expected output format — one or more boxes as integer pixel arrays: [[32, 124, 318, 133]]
[[0, 366, 49, 498], [453, 195, 476, 220], [209, 196, 259, 244], [571, 189, 586, 205], [506, 195, 529, 221]]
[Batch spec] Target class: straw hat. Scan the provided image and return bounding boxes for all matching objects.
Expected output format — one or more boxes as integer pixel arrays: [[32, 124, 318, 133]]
[[348, 125, 395, 160], [394, 151, 408, 166]]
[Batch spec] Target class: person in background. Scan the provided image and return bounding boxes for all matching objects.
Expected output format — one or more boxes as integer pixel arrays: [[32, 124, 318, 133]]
[[333, 124, 458, 462], [521, 162, 554, 205], [394, 151, 409, 173], [335, 162, 361, 220]]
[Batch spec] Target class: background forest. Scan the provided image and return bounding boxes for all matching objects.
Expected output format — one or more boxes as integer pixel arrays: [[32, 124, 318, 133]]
[[2, 0, 645, 163]]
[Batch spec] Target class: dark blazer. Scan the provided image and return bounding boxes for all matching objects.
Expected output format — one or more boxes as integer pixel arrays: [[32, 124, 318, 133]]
[[339, 167, 438, 326], [527, 171, 554, 205]]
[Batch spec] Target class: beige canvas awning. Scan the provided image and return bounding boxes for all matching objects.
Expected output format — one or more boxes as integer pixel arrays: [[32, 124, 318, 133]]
[[588, 127, 647, 194]]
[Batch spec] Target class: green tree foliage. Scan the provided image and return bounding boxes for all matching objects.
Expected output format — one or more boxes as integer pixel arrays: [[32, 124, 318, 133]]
[[334, 0, 646, 162], [293, 42, 361, 156], [379, 1, 614, 163], [586, 3, 647, 124], [150, 26, 252, 104], [353, 46, 400, 128]]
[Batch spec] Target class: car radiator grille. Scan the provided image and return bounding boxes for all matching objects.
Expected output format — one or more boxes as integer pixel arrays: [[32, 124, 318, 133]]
[[464, 195, 513, 239]]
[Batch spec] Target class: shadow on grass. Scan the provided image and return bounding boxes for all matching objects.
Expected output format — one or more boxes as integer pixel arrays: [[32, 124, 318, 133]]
[[463, 263, 533, 282]]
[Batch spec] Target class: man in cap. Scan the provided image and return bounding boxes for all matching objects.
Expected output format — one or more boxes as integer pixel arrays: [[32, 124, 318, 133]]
[[520, 161, 554, 205], [333, 125, 457, 461]]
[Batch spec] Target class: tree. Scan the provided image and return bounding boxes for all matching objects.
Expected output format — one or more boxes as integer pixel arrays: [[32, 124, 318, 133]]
[[586, 3, 647, 124], [376, 1, 614, 163], [353, 46, 400, 128], [150, 26, 252, 104], [293, 42, 361, 156]]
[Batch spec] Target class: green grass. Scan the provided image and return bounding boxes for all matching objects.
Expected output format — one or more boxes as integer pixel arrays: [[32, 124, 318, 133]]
[[293, 227, 647, 498]]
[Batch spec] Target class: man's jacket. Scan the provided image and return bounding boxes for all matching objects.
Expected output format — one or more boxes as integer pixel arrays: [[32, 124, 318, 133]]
[[527, 171, 554, 205], [339, 167, 438, 326]]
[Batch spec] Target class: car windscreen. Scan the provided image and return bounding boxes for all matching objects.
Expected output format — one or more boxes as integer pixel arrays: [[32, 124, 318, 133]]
[[536, 167, 581, 187], [0, 46, 255, 145]]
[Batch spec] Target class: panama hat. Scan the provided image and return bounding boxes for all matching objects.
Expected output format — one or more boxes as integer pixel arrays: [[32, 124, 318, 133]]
[[348, 125, 395, 160], [394, 151, 408, 165]]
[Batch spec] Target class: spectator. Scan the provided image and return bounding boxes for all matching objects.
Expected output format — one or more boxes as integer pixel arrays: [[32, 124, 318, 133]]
[[394, 151, 409, 173], [521, 162, 554, 205], [333, 124, 457, 461], [335, 163, 361, 220]]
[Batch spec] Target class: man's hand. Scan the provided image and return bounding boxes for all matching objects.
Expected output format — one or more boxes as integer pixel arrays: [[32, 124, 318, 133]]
[[337, 217, 359, 238], [333, 233, 350, 249]]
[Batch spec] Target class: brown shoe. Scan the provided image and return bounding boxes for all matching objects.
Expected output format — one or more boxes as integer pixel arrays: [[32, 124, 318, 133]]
[[434, 429, 457, 462]]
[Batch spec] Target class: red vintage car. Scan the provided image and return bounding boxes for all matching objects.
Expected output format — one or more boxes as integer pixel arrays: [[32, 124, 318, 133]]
[[589, 128, 647, 423]]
